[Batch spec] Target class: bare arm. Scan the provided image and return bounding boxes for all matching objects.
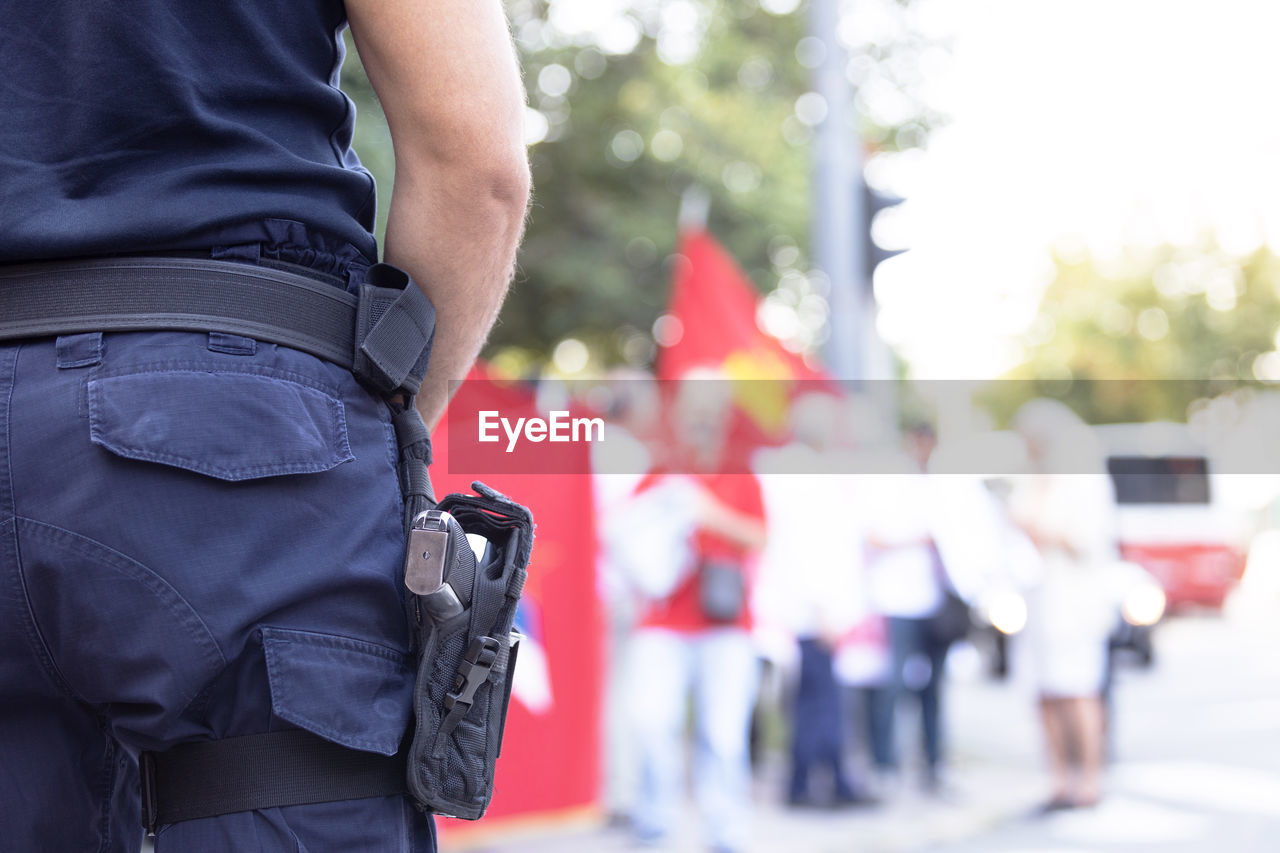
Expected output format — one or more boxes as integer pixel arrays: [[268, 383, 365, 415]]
[[347, 0, 531, 427], [695, 491, 768, 552]]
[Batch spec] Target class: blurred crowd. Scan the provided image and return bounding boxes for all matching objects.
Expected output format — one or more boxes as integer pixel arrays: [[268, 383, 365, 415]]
[[590, 376, 1157, 853]]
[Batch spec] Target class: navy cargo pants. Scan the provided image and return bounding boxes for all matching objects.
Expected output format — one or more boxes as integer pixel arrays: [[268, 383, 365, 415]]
[[0, 330, 436, 851]]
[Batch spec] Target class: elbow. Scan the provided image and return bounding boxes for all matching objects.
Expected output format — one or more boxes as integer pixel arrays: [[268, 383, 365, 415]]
[[485, 151, 532, 220], [402, 134, 530, 231], [736, 521, 767, 553], [396, 105, 530, 208], [474, 155, 530, 280]]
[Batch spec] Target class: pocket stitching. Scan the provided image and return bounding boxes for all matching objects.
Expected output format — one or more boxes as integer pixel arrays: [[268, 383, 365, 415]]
[[91, 359, 344, 397], [15, 517, 228, 710], [261, 626, 407, 662]]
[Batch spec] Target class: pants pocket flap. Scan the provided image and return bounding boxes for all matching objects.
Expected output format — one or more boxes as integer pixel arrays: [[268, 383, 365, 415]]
[[262, 627, 412, 756], [88, 369, 354, 481]]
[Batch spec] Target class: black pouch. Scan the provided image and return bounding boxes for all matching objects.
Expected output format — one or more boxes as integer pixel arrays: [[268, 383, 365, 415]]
[[698, 560, 747, 623], [405, 481, 534, 819], [926, 589, 970, 647], [923, 545, 969, 647]]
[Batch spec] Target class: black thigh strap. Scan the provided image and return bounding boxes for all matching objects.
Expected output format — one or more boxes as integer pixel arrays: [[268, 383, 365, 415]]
[[140, 730, 407, 833]]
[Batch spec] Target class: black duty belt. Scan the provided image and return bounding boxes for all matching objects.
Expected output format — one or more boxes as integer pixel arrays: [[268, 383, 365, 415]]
[[0, 256, 435, 398]]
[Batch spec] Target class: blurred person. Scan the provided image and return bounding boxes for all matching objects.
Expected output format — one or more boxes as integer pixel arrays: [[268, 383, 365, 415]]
[[862, 423, 965, 794], [627, 376, 767, 853], [832, 614, 893, 774], [753, 393, 873, 809], [1009, 399, 1120, 811], [834, 394, 898, 779], [1231, 527, 1280, 623], [1227, 485, 1280, 623], [0, 1, 529, 850], [593, 370, 662, 823]]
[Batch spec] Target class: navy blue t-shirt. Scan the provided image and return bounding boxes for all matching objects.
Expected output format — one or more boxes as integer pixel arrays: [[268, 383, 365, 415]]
[[0, 2, 377, 274]]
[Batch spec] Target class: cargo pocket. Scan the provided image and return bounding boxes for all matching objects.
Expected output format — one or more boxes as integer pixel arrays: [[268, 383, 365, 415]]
[[87, 368, 354, 481], [261, 627, 413, 756]]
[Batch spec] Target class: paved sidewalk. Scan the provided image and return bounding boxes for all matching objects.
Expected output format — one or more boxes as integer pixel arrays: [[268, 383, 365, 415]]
[[442, 761, 1046, 853]]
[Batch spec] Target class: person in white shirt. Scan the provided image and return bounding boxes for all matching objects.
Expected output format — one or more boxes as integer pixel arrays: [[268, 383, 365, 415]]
[[753, 393, 870, 807], [862, 423, 953, 792], [1009, 399, 1118, 811]]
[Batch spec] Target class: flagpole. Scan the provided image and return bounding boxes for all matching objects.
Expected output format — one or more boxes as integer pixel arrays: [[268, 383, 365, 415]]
[[811, 0, 864, 383], [678, 185, 711, 232]]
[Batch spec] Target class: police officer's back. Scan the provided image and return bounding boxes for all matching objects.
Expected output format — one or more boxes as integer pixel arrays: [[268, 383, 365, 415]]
[[0, 1, 529, 849]]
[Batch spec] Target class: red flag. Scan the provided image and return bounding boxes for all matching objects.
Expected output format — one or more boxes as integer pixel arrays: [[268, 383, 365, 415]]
[[432, 372, 603, 841], [656, 228, 829, 443], [657, 227, 824, 383]]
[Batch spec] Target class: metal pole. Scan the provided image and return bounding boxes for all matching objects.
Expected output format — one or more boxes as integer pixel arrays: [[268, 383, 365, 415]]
[[812, 0, 864, 381]]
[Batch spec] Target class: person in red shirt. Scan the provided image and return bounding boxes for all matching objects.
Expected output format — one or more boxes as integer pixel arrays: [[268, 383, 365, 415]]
[[635, 469, 766, 633], [625, 378, 766, 853]]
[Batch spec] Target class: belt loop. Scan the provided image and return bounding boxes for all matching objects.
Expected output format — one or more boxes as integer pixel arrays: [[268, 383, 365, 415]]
[[55, 332, 103, 369], [207, 332, 258, 356]]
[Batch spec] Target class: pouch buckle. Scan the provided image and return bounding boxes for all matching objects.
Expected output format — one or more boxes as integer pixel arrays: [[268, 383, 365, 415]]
[[444, 636, 501, 714]]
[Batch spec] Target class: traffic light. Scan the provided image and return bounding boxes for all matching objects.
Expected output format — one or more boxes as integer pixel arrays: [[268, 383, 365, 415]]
[[861, 180, 906, 286]]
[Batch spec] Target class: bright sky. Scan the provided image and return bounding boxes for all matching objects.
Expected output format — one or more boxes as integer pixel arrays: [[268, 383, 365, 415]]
[[540, 0, 1280, 379], [877, 0, 1280, 377]]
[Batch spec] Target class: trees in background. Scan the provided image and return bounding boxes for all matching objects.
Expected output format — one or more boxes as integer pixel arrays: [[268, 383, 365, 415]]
[[343, 1, 1280, 428], [989, 242, 1280, 425], [342, 0, 941, 373]]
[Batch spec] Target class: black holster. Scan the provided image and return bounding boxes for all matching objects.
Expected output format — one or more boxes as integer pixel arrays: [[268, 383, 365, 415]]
[[403, 481, 533, 819]]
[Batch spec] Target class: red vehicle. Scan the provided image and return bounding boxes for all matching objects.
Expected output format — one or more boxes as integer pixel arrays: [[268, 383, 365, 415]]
[[1099, 424, 1248, 611]]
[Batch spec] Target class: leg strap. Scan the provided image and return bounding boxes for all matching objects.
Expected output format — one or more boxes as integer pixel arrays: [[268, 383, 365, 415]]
[[140, 730, 407, 835]]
